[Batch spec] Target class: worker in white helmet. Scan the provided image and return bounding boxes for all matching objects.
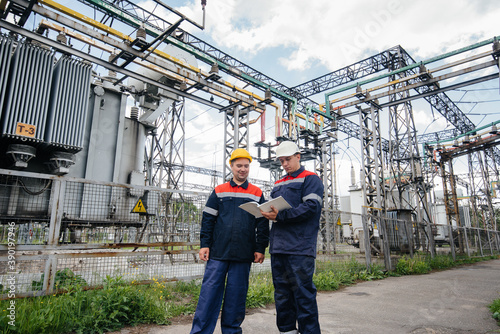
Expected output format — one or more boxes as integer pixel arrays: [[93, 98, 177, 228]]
[[261, 141, 324, 334], [190, 148, 269, 334]]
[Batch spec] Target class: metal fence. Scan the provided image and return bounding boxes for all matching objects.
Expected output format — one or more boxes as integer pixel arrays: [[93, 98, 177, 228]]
[[331, 210, 500, 270], [0, 168, 498, 299], [0, 169, 212, 298]]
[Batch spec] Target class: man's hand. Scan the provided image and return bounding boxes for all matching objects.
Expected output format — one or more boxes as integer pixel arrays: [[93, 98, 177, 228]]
[[199, 247, 210, 261], [254, 252, 265, 264], [261, 205, 279, 221]]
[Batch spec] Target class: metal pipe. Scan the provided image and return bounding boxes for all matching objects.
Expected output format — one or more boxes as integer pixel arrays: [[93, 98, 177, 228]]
[[0, 19, 222, 110], [6, 43, 22, 135], [326, 35, 499, 99], [70, 59, 83, 146], [330, 49, 495, 106], [337, 60, 497, 111], [38, 0, 295, 101], [202, 0, 206, 29], [62, 57, 76, 145], [27, 44, 40, 132], [36, 44, 54, 140], [64, 57, 76, 145], [46, 54, 61, 143], [74, 59, 87, 146], [28, 45, 40, 129], [36, 20, 268, 113], [0, 35, 13, 120], [152, 0, 204, 30], [77, 62, 92, 147], [51, 57, 63, 144]]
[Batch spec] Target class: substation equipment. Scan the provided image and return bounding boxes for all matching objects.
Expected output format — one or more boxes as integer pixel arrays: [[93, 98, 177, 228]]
[[0, 0, 498, 297]]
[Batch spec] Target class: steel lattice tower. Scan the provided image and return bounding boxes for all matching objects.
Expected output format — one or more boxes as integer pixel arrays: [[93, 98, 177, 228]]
[[223, 105, 250, 181], [468, 151, 495, 230], [385, 49, 436, 256]]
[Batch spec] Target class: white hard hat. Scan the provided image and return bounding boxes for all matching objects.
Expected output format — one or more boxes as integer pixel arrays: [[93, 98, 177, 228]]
[[275, 141, 300, 158]]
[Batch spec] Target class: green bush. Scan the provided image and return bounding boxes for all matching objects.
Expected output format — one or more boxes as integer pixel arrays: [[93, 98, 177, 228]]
[[315, 255, 366, 275], [428, 255, 455, 270], [313, 256, 386, 290], [489, 298, 500, 323], [31, 268, 87, 291], [395, 256, 431, 275], [313, 271, 341, 291], [356, 268, 386, 281], [246, 273, 275, 308], [0, 276, 182, 334]]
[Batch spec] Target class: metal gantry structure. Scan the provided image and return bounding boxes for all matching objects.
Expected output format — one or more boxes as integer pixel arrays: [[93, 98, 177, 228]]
[[323, 41, 500, 259], [1, 0, 499, 260]]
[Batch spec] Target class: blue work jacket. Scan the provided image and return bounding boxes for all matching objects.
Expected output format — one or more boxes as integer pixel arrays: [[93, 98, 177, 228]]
[[269, 166, 324, 257], [200, 180, 269, 262]]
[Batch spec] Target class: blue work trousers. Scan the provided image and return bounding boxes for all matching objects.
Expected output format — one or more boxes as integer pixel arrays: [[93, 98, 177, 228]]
[[190, 259, 252, 334], [271, 254, 321, 334]]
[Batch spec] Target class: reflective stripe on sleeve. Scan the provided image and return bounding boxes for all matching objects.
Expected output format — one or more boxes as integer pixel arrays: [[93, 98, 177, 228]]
[[303, 193, 323, 203], [203, 206, 218, 216]]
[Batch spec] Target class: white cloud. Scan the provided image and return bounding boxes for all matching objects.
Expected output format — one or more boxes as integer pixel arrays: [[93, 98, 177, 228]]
[[413, 107, 449, 135], [192, 0, 500, 73]]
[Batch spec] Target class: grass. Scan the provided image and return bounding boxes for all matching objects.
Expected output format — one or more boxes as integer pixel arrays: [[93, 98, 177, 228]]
[[0, 275, 199, 334], [245, 273, 274, 308], [490, 298, 500, 324], [0, 254, 498, 333], [394, 254, 498, 275]]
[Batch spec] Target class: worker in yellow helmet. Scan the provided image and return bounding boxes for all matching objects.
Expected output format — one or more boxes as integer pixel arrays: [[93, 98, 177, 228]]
[[190, 148, 269, 334], [228, 148, 253, 183]]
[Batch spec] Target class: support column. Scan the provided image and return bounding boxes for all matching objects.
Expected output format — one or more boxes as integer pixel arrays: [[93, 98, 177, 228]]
[[223, 105, 250, 181]]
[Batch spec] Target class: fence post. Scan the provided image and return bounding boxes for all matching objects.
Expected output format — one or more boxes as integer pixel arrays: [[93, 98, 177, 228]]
[[494, 231, 500, 253], [42, 257, 57, 296], [361, 212, 372, 270], [405, 220, 414, 258], [376, 216, 391, 271], [487, 230, 494, 256], [462, 226, 470, 257], [425, 222, 436, 258], [448, 225, 456, 261], [47, 179, 65, 246], [477, 229, 484, 257]]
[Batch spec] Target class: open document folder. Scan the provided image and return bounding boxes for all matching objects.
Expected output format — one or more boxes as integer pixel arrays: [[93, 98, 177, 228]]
[[238, 196, 292, 218]]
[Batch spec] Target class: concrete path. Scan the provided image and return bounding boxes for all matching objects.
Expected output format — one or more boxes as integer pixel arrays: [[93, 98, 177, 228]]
[[126, 259, 500, 334]]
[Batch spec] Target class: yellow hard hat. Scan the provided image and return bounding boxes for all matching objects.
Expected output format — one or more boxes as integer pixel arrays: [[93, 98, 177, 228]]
[[229, 148, 252, 163]]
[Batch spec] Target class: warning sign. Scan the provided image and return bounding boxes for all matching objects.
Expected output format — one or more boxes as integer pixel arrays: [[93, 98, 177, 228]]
[[131, 198, 148, 214], [493, 181, 500, 197]]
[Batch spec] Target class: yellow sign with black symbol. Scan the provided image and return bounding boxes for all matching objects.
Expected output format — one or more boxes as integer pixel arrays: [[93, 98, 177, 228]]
[[493, 181, 499, 197], [131, 198, 148, 214], [16, 122, 36, 138]]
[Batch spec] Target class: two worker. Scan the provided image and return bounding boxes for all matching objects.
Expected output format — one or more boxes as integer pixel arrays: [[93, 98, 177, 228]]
[[190, 141, 324, 334]]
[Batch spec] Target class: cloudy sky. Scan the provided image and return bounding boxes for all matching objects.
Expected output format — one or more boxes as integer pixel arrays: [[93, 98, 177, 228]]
[[148, 0, 499, 195]]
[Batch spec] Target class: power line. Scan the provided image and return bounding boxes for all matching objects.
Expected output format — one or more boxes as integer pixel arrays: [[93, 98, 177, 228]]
[[185, 121, 224, 142], [456, 100, 500, 104], [186, 107, 212, 122], [453, 88, 498, 92]]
